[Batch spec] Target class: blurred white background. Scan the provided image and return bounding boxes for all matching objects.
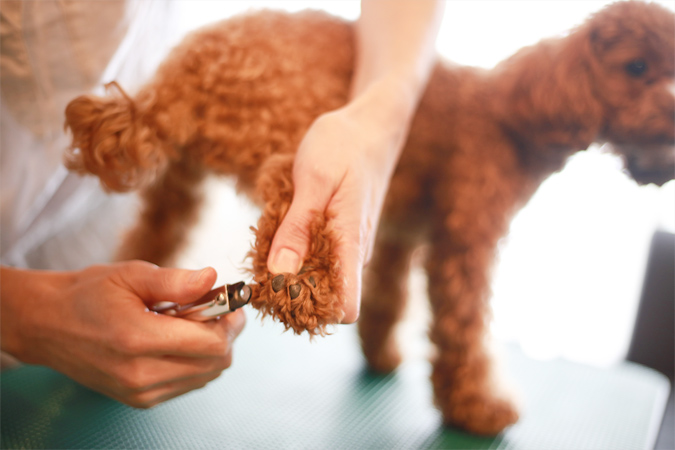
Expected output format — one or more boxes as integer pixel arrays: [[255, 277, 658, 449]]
[[172, 1, 675, 368]]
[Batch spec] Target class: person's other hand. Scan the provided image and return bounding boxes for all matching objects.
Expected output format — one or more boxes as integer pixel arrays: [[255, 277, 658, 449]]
[[1, 262, 245, 408], [266, 80, 412, 323]]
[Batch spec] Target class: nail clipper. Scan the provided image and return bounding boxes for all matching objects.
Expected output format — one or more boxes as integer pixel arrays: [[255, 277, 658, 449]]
[[149, 281, 252, 321]]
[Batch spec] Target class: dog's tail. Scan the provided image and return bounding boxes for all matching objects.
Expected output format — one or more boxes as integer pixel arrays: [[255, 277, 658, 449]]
[[64, 82, 168, 192]]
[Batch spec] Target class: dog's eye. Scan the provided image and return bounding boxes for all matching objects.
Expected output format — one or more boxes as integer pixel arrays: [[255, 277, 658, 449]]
[[625, 59, 648, 77]]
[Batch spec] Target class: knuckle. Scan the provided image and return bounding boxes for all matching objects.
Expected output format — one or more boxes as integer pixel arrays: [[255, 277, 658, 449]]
[[217, 351, 234, 370], [300, 164, 331, 186], [113, 360, 151, 392], [279, 216, 313, 244], [115, 370, 145, 392], [223, 352, 233, 369], [295, 166, 338, 199], [203, 336, 228, 357], [229, 310, 247, 338], [125, 393, 155, 409], [116, 331, 147, 355], [122, 259, 156, 274], [202, 369, 224, 386]]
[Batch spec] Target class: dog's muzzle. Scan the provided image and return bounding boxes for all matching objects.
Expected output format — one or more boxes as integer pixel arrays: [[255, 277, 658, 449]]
[[624, 151, 675, 187]]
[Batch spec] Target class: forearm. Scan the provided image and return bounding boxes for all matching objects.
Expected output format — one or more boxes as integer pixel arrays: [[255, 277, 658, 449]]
[[267, 1, 444, 320], [351, 0, 444, 114]]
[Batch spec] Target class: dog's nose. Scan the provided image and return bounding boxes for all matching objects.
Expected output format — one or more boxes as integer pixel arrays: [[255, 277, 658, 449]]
[[626, 155, 675, 187]]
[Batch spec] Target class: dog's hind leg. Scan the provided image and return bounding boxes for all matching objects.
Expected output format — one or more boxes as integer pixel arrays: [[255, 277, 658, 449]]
[[115, 153, 206, 267], [359, 231, 418, 373]]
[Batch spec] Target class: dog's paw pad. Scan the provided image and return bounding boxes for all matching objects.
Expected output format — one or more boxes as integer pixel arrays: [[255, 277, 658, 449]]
[[250, 267, 343, 336], [271, 274, 286, 292], [289, 284, 301, 299]]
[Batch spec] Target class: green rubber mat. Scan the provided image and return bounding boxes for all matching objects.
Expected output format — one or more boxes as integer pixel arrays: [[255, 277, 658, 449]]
[[1, 311, 669, 449]]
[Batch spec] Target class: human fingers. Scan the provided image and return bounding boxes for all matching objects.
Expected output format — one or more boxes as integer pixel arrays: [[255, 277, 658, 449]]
[[116, 306, 246, 360], [206, 308, 247, 344], [111, 260, 217, 307], [102, 262, 237, 358], [327, 183, 374, 324], [108, 369, 226, 409], [267, 185, 330, 274], [114, 312, 245, 406], [92, 311, 245, 404], [267, 121, 342, 274], [106, 318, 241, 390], [104, 349, 233, 394], [139, 312, 247, 402], [135, 371, 224, 408]]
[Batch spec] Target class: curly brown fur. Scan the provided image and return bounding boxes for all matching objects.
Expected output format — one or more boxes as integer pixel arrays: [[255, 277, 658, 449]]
[[64, 2, 674, 435], [64, 81, 170, 192], [248, 153, 345, 335]]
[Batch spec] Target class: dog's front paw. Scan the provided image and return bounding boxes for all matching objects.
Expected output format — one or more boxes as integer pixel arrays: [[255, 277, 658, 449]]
[[252, 267, 343, 335], [438, 391, 519, 436], [361, 337, 402, 373], [248, 186, 344, 335]]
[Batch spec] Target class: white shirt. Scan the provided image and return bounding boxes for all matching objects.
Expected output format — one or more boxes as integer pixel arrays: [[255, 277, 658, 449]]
[[1, 0, 175, 269]]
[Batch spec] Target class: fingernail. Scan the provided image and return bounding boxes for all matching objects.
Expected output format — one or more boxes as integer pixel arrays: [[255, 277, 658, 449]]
[[271, 248, 301, 274]]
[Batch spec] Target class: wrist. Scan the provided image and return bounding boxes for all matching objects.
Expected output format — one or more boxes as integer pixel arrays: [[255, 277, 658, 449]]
[[349, 74, 419, 122], [342, 76, 420, 165], [0, 266, 73, 361]]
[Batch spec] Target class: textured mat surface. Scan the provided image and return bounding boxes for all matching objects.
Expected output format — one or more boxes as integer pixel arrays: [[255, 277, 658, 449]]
[[1, 310, 669, 450]]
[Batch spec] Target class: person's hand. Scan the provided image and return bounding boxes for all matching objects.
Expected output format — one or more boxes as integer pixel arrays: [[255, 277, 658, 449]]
[[267, 80, 414, 323], [0, 262, 245, 408]]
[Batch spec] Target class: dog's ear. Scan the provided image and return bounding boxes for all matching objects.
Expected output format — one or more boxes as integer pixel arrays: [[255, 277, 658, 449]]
[[586, 1, 675, 81], [64, 82, 168, 192], [495, 31, 604, 153], [583, 2, 675, 149]]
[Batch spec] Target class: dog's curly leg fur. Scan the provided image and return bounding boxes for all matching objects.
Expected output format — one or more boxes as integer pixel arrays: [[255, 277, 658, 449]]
[[247, 154, 346, 336], [421, 142, 523, 435], [426, 243, 519, 435], [63, 3, 675, 436], [359, 234, 417, 372]]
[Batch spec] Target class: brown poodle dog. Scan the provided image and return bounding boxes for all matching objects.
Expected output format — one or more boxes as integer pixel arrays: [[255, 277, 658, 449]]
[[64, 1, 674, 435]]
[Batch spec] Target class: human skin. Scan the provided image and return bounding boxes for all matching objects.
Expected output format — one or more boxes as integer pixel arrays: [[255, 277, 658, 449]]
[[0, 0, 443, 406], [267, 0, 445, 323], [0, 263, 245, 407]]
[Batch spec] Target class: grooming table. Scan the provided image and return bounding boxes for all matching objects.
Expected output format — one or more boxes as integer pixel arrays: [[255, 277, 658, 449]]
[[1, 311, 669, 450]]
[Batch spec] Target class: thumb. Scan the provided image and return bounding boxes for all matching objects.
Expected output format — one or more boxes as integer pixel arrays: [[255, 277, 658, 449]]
[[267, 177, 332, 274], [120, 262, 218, 306]]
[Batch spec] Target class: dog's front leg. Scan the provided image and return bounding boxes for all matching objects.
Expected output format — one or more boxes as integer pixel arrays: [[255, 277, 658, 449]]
[[427, 238, 518, 435], [248, 154, 346, 336], [425, 231, 519, 435], [422, 143, 527, 435]]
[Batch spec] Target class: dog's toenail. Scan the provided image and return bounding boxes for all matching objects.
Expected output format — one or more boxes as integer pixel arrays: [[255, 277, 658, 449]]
[[309, 276, 316, 288], [272, 275, 285, 293], [289, 284, 301, 299]]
